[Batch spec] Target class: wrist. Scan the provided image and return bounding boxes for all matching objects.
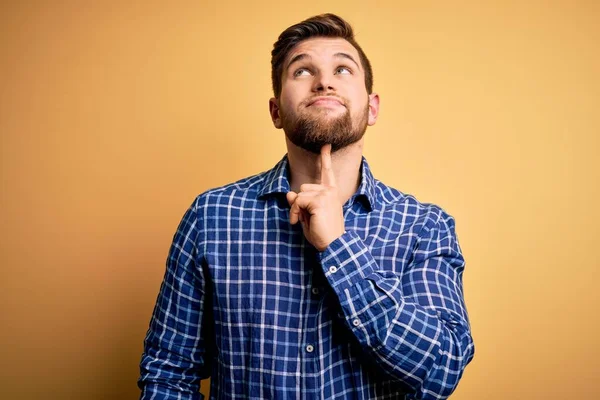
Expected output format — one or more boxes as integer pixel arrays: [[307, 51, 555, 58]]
[[316, 230, 346, 252]]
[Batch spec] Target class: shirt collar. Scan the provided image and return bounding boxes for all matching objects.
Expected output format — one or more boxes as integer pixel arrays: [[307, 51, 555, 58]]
[[258, 155, 377, 212]]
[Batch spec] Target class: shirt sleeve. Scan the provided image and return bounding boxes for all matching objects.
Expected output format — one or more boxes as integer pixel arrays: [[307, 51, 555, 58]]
[[319, 207, 475, 399], [138, 199, 212, 400]]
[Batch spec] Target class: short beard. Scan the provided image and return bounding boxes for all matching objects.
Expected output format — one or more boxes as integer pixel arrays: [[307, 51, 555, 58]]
[[282, 103, 369, 154]]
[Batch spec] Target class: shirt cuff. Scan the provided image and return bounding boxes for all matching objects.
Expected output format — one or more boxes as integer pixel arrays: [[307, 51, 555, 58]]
[[318, 230, 377, 292], [140, 384, 204, 400]]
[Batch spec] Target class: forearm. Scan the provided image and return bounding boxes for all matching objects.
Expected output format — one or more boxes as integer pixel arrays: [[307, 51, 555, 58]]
[[139, 342, 204, 400], [338, 280, 473, 398], [320, 230, 474, 398], [139, 201, 210, 399], [140, 312, 210, 399]]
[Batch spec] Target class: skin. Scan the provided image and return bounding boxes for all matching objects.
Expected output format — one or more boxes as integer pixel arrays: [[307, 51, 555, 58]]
[[269, 37, 380, 251]]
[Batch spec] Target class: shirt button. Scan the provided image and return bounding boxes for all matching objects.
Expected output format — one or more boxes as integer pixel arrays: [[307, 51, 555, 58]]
[[329, 266, 338, 274], [306, 344, 314, 353], [311, 287, 319, 295], [352, 319, 360, 327]]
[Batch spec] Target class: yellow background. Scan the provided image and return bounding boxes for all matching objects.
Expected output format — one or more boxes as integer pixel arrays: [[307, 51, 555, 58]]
[[1, 1, 598, 399]]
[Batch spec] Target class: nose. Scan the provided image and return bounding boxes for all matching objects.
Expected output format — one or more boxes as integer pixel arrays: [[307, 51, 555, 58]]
[[312, 72, 335, 92]]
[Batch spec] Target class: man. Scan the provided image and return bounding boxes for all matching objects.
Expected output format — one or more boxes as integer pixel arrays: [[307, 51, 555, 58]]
[[139, 13, 474, 400]]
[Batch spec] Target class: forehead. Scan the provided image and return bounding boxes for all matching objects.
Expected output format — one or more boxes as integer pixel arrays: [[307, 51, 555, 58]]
[[285, 37, 361, 66]]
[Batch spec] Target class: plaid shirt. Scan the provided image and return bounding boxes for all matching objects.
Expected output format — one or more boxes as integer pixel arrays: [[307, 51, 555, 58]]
[[139, 155, 474, 399]]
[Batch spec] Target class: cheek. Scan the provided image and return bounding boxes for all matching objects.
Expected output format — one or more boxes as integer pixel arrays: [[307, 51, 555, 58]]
[[282, 94, 304, 114], [279, 99, 297, 119], [280, 97, 295, 113], [349, 93, 369, 114], [280, 86, 295, 103]]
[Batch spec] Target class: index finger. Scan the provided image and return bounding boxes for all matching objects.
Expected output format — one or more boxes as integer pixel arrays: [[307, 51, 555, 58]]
[[320, 144, 336, 187]]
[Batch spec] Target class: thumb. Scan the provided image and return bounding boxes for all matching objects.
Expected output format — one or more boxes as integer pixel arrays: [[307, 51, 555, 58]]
[[286, 191, 298, 207]]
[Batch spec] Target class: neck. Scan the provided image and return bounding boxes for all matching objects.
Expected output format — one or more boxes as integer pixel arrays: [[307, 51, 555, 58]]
[[285, 137, 364, 204]]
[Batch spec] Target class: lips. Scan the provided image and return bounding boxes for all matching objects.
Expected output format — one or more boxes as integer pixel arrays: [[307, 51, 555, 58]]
[[307, 96, 344, 107]]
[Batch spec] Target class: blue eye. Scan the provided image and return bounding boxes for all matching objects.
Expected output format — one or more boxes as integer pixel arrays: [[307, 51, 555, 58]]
[[294, 68, 311, 77], [335, 66, 352, 75]]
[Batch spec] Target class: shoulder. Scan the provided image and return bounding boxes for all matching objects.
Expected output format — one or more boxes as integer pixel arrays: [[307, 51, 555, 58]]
[[373, 179, 456, 231], [190, 170, 270, 211]]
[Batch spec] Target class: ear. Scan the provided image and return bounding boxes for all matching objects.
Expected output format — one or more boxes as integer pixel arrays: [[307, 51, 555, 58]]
[[269, 97, 283, 129], [367, 93, 380, 126]]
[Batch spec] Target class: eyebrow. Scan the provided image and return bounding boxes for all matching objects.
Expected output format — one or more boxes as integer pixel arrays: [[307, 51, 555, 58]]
[[286, 52, 361, 71], [334, 52, 361, 70]]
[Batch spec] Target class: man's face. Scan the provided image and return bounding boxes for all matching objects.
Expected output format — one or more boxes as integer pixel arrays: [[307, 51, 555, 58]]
[[270, 37, 379, 154]]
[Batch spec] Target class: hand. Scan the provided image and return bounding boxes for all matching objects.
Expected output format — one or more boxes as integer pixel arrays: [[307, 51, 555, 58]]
[[286, 144, 346, 251]]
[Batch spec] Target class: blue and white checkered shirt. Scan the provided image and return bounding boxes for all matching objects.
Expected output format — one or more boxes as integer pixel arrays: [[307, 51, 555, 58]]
[[139, 155, 474, 399]]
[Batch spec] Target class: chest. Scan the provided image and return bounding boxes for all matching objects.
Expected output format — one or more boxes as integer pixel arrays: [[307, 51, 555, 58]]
[[202, 201, 418, 311]]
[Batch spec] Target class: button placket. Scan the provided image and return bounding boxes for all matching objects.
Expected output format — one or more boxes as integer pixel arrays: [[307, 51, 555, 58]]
[[302, 244, 320, 393]]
